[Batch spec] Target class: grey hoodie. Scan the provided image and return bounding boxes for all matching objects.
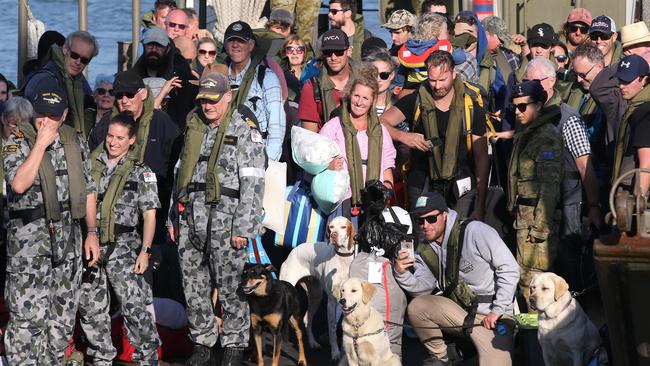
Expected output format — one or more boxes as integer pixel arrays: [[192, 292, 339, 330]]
[[394, 210, 520, 316]]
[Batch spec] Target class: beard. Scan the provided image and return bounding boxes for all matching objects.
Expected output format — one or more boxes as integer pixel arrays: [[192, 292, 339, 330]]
[[145, 51, 164, 69]]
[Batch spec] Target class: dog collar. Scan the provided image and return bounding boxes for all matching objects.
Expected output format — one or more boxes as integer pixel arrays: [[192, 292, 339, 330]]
[[336, 251, 354, 257], [541, 297, 573, 318]]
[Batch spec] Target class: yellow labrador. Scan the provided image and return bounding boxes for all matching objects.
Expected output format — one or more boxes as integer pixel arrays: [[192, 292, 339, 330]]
[[529, 272, 601, 366], [334, 278, 401, 366]]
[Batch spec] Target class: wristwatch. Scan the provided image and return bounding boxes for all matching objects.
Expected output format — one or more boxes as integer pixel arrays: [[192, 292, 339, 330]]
[[142, 246, 152, 255], [87, 227, 98, 233]]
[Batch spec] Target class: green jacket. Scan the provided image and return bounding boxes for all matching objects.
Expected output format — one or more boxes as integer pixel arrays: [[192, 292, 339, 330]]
[[350, 14, 371, 62]]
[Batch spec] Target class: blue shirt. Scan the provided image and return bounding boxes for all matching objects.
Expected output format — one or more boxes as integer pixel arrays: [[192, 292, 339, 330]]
[[228, 59, 285, 161]]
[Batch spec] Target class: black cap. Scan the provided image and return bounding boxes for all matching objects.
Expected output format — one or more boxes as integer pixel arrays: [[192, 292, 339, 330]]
[[155, 0, 177, 7], [361, 37, 388, 58], [511, 80, 547, 103], [30, 78, 68, 116], [410, 191, 448, 215], [113, 70, 145, 94], [615, 54, 650, 83], [321, 29, 350, 51], [527, 23, 557, 46], [224, 21, 254, 42]]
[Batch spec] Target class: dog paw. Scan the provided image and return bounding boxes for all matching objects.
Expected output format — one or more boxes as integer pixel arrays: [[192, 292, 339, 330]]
[[308, 339, 321, 349], [331, 348, 341, 361]]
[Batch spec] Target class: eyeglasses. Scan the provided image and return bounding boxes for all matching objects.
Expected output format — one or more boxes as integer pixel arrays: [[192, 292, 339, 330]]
[[568, 24, 589, 34], [96, 88, 114, 96], [69, 50, 92, 65], [416, 212, 444, 225], [166, 21, 187, 30], [114, 91, 138, 100], [198, 49, 217, 56], [323, 49, 345, 57], [590, 32, 613, 41], [522, 76, 551, 83], [286, 46, 306, 55], [554, 54, 568, 63], [378, 71, 392, 80], [531, 43, 551, 50], [576, 63, 596, 79], [454, 14, 475, 25], [511, 101, 536, 113], [328, 8, 348, 15]]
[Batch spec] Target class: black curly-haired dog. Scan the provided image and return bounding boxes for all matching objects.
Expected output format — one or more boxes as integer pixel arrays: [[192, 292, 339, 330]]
[[356, 180, 410, 260]]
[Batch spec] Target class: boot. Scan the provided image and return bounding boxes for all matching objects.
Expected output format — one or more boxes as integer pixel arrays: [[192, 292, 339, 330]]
[[185, 343, 214, 366], [220, 346, 245, 366], [422, 353, 451, 366]]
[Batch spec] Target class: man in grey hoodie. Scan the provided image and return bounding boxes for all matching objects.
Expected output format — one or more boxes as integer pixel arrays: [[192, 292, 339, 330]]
[[394, 191, 519, 366]]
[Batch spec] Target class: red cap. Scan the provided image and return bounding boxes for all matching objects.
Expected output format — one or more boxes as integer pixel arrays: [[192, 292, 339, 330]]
[[567, 8, 592, 25]]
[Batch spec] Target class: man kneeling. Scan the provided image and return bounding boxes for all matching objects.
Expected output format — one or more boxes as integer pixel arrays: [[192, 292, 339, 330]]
[[394, 192, 519, 366]]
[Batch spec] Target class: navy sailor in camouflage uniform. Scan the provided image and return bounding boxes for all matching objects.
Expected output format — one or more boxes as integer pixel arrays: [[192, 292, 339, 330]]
[[2, 79, 99, 364], [168, 71, 266, 366], [78, 113, 161, 365]]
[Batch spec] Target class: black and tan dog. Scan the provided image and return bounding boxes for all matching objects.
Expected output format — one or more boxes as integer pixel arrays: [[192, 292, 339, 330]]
[[241, 263, 308, 366]]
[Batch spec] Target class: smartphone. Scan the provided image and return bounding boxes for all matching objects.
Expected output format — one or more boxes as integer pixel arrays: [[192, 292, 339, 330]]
[[400, 239, 415, 260]]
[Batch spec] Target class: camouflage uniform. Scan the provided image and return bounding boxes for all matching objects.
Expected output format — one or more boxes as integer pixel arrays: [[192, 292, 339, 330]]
[[507, 107, 564, 307], [271, 0, 321, 45], [3, 132, 94, 365], [78, 151, 161, 366], [176, 109, 265, 348]]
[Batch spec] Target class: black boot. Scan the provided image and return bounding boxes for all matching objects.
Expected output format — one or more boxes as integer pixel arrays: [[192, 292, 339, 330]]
[[220, 346, 245, 366], [185, 343, 214, 366]]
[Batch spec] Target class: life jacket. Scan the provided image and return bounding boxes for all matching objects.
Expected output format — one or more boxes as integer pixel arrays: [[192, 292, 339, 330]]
[[398, 40, 453, 84]]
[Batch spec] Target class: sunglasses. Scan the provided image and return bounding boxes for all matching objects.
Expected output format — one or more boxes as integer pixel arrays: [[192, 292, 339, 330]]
[[198, 49, 217, 56], [455, 14, 475, 25], [114, 91, 138, 100], [568, 24, 589, 34], [378, 71, 392, 80], [328, 8, 348, 15], [416, 212, 444, 225], [323, 49, 345, 57], [511, 101, 536, 113], [590, 32, 612, 41], [69, 50, 92, 65], [554, 54, 568, 63], [166, 21, 187, 30], [286, 46, 306, 55], [96, 88, 114, 96], [576, 63, 596, 79], [531, 43, 551, 50]]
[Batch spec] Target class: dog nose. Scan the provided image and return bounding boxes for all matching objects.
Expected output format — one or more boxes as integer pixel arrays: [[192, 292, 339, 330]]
[[339, 298, 346, 306]]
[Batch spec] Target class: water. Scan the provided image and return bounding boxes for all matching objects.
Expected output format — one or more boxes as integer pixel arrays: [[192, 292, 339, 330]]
[[0, 0, 390, 86]]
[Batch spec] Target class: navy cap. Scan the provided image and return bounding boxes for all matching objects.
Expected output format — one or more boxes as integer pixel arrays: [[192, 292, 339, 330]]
[[589, 15, 616, 35], [411, 191, 448, 215], [30, 78, 67, 116], [616, 55, 649, 83], [225, 21, 254, 42], [511, 80, 548, 103]]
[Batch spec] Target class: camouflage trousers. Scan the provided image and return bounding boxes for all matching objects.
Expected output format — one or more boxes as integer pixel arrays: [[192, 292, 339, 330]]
[[78, 239, 159, 366], [271, 0, 321, 44], [515, 229, 559, 310], [5, 252, 81, 365], [178, 208, 250, 348]]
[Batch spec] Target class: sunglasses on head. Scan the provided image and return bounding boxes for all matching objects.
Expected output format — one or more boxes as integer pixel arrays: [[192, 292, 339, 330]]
[[510, 101, 536, 113], [69, 50, 92, 65], [455, 14, 475, 25], [568, 24, 589, 34], [378, 71, 392, 80], [323, 49, 345, 57], [286, 46, 306, 55], [590, 32, 612, 41], [328, 8, 348, 15], [96, 88, 113, 96], [531, 43, 551, 50], [166, 21, 187, 30], [114, 91, 138, 100], [416, 212, 444, 225], [198, 49, 217, 56]]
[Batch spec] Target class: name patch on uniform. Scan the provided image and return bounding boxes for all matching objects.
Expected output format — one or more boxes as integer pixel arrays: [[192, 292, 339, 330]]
[[143, 172, 157, 183], [251, 130, 263, 143], [542, 150, 555, 160], [2, 144, 19, 154], [224, 135, 238, 145]]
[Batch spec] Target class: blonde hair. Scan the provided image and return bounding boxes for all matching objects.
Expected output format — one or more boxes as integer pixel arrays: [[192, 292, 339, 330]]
[[414, 13, 447, 41], [347, 62, 379, 106]]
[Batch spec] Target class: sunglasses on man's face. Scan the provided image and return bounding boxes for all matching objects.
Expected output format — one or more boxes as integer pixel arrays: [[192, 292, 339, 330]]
[[416, 212, 444, 226], [554, 54, 568, 63], [166, 21, 187, 30], [323, 49, 345, 57], [95, 88, 114, 96], [378, 71, 392, 80], [69, 50, 92, 65], [590, 32, 612, 41], [114, 91, 138, 100], [198, 49, 217, 56], [568, 24, 589, 34], [286, 46, 306, 55], [328, 8, 348, 15]]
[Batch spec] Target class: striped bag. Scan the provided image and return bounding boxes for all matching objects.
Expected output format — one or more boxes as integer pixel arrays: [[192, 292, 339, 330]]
[[274, 181, 328, 248]]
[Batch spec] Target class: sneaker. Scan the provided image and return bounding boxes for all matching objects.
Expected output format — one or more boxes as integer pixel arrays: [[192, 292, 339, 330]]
[[422, 353, 451, 366], [185, 343, 214, 366]]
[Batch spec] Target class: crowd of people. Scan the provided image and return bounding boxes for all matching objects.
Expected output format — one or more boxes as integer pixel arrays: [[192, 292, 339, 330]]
[[0, 0, 647, 364]]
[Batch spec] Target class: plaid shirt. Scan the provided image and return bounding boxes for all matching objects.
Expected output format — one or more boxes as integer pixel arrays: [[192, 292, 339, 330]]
[[500, 47, 521, 71], [562, 114, 591, 159], [455, 51, 479, 83]]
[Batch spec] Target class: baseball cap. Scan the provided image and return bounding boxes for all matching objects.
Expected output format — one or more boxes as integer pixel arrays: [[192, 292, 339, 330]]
[[196, 72, 230, 102], [411, 191, 448, 215], [482, 16, 510, 45], [567, 7, 592, 26], [142, 27, 169, 47], [224, 21, 254, 42], [30, 78, 68, 116], [113, 70, 146, 94], [320, 29, 349, 51], [361, 37, 388, 58], [269, 8, 294, 26], [589, 15, 616, 35], [527, 23, 557, 46], [615, 55, 649, 83], [381, 9, 416, 30], [155, 0, 177, 7], [511, 80, 548, 103], [621, 21, 650, 49]]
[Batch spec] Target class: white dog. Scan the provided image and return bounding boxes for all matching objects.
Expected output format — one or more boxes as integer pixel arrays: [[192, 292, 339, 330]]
[[279, 216, 356, 361], [335, 278, 400, 366], [529, 272, 602, 366]]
